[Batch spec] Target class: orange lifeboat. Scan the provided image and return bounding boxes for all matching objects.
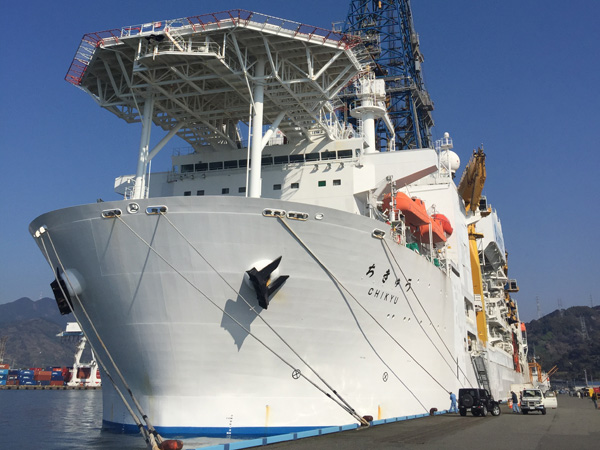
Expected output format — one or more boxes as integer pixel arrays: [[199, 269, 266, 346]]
[[418, 217, 447, 243], [382, 192, 430, 227], [432, 214, 453, 237]]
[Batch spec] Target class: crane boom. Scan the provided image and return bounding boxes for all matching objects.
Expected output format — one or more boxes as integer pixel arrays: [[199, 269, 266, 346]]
[[457, 146, 486, 212]]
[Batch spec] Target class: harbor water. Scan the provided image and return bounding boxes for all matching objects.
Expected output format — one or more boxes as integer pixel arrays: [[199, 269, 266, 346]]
[[0, 389, 234, 449]]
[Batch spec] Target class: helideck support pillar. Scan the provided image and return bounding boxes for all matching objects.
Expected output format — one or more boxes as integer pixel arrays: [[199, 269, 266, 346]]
[[132, 96, 155, 199], [249, 57, 266, 199]]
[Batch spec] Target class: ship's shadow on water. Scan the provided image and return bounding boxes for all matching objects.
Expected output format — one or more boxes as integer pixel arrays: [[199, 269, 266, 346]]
[[220, 282, 263, 350]]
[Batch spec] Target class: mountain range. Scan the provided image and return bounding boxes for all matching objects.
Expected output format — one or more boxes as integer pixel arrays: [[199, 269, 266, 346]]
[[0, 297, 90, 368], [1, 297, 598, 384]]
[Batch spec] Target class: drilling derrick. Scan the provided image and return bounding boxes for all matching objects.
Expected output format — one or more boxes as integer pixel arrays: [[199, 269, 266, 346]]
[[343, 0, 434, 150]]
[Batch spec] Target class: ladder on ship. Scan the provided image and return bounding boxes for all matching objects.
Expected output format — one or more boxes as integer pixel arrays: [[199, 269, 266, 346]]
[[471, 354, 491, 392]]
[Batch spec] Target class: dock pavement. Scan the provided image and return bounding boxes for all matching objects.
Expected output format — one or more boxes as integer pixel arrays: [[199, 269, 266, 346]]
[[209, 395, 598, 450]]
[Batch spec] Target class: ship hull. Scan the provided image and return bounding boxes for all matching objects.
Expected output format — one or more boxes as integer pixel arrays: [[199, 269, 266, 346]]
[[30, 196, 522, 437]]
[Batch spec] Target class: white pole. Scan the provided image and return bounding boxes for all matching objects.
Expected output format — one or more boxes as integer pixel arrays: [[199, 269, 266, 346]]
[[148, 122, 184, 160], [133, 95, 154, 199], [261, 111, 286, 149], [362, 112, 376, 154], [249, 57, 265, 198]]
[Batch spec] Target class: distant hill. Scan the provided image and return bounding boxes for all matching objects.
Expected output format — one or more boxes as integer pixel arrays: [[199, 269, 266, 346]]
[[525, 305, 600, 382], [0, 297, 70, 327], [0, 297, 91, 369], [2, 297, 598, 380]]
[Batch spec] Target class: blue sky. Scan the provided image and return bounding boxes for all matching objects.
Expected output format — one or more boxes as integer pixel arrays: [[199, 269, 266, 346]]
[[1, 0, 598, 322]]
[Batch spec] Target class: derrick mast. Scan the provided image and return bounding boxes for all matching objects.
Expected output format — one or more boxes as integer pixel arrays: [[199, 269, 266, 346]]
[[343, 0, 434, 150]]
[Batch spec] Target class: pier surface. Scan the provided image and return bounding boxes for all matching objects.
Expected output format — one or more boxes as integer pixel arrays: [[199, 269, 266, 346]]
[[214, 395, 598, 450]]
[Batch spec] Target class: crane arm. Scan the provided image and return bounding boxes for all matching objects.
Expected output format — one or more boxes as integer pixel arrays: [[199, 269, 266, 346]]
[[457, 146, 486, 211]]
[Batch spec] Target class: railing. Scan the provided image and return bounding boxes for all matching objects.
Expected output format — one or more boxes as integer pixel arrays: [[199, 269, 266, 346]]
[[65, 9, 361, 86]]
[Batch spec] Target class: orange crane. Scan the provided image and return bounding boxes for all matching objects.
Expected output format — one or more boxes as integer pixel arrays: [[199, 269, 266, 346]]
[[457, 147, 488, 344]]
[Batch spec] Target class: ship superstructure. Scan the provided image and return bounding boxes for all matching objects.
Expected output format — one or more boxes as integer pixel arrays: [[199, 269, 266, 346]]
[[30, 4, 528, 442]]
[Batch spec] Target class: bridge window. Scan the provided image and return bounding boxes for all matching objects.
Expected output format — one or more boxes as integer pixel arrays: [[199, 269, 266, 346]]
[[222, 188, 229, 194], [318, 181, 326, 187]]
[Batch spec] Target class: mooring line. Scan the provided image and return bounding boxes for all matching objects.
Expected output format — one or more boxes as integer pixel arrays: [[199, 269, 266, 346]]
[[382, 238, 476, 387], [114, 214, 368, 425], [35, 227, 162, 450], [157, 211, 367, 423], [277, 216, 450, 408]]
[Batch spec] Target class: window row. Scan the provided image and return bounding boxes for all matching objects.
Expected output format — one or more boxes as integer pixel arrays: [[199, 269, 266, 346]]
[[179, 149, 355, 174], [183, 179, 342, 196]]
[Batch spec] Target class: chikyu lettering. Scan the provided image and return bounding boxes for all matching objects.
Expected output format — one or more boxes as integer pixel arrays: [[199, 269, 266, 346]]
[[366, 264, 375, 278], [364, 264, 412, 295], [382, 269, 390, 283], [367, 287, 399, 304]]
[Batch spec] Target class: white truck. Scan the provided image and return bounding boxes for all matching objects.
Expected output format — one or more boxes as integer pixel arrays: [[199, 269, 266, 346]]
[[520, 388, 546, 415]]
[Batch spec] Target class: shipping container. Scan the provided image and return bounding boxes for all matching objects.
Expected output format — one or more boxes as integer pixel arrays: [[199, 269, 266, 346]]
[[0, 380, 6, 386], [0, 364, 10, 369], [50, 380, 64, 386], [0, 369, 8, 375], [35, 371, 52, 379]]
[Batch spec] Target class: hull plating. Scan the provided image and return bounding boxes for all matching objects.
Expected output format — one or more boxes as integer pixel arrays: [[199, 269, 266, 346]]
[[31, 196, 523, 436]]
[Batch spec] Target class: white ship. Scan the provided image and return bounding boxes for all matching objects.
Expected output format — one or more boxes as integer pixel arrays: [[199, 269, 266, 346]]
[[30, 7, 528, 438]]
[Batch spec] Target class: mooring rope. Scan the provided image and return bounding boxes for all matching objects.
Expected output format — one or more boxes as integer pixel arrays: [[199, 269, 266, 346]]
[[379, 239, 468, 385], [35, 227, 162, 450], [381, 239, 476, 387], [276, 216, 450, 408], [113, 215, 368, 425], [157, 211, 367, 422]]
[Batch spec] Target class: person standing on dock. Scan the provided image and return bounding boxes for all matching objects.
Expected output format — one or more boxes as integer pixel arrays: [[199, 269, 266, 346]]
[[511, 391, 521, 413], [449, 391, 457, 413], [591, 391, 598, 409]]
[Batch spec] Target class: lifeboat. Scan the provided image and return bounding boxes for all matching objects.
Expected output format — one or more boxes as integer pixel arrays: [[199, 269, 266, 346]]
[[418, 217, 447, 244], [431, 214, 453, 237], [382, 192, 430, 227]]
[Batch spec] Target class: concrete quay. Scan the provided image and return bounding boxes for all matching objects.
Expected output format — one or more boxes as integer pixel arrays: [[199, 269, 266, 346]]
[[216, 395, 599, 450]]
